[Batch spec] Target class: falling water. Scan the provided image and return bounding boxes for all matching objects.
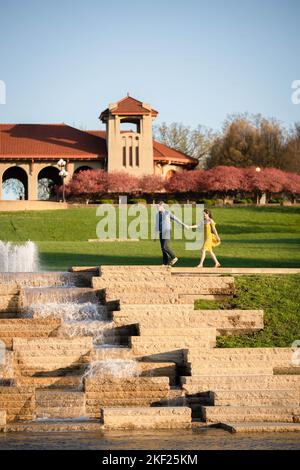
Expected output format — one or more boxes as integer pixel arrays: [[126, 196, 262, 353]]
[[27, 302, 107, 321], [0, 241, 39, 272], [82, 359, 139, 381]]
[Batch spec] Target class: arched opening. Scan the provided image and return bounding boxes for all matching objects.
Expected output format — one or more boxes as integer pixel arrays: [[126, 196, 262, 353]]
[[74, 166, 93, 174], [165, 169, 176, 180], [38, 166, 61, 200], [2, 166, 28, 200], [120, 118, 140, 133]]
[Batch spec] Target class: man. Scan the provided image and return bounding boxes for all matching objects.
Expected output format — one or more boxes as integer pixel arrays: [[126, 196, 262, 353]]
[[155, 201, 187, 266]]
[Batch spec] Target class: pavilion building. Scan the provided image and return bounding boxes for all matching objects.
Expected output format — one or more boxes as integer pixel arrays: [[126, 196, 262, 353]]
[[0, 95, 197, 200]]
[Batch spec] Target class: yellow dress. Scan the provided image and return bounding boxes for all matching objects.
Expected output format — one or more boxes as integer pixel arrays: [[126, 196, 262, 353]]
[[202, 220, 220, 251]]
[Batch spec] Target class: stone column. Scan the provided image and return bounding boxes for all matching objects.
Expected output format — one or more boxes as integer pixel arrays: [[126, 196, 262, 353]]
[[28, 162, 37, 200], [0, 167, 3, 200]]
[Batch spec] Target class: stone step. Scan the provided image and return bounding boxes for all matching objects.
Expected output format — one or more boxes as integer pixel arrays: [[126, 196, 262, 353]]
[[85, 377, 170, 392], [101, 406, 192, 429], [201, 405, 300, 423], [100, 281, 234, 295], [187, 367, 274, 376], [105, 292, 179, 305], [36, 389, 84, 404], [0, 272, 94, 288], [138, 326, 216, 338], [113, 307, 264, 335], [17, 374, 83, 389], [13, 337, 93, 372], [181, 375, 300, 394], [0, 318, 61, 348], [0, 386, 35, 422], [130, 337, 215, 361], [186, 348, 293, 374], [103, 280, 234, 298], [97, 266, 172, 283], [20, 287, 102, 307], [210, 389, 300, 406], [220, 421, 300, 433], [172, 267, 300, 275], [14, 337, 93, 355], [5, 419, 103, 432], [35, 390, 85, 419], [36, 407, 85, 419], [95, 269, 234, 291]]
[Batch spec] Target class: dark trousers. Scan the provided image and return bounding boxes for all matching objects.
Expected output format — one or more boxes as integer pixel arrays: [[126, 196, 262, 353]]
[[159, 234, 175, 265]]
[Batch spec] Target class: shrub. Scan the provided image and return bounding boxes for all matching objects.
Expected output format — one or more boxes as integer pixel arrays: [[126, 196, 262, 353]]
[[198, 198, 216, 205], [98, 199, 115, 204], [129, 198, 148, 205], [233, 198, 253, 204]]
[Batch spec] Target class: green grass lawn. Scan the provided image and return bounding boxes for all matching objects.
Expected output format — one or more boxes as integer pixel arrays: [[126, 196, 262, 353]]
[[0, 205, 299, 270], [195, 275, 300, 348]]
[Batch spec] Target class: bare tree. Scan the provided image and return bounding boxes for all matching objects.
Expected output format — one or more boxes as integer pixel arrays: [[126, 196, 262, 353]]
[[153, 122, 215, 167]]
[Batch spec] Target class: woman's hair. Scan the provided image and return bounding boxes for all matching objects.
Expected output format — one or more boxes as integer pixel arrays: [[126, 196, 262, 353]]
[[204, 209, 212, 218]]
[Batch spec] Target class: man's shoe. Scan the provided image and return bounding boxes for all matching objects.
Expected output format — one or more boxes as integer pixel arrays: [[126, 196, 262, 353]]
[[170, 257, 178, 266]]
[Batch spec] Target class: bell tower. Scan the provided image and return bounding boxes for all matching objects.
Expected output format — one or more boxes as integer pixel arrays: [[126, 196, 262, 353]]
[[100, 95, 158, 175]]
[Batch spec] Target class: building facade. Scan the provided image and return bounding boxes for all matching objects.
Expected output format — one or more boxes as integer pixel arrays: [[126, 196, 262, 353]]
[[0, 95, 197, 200]]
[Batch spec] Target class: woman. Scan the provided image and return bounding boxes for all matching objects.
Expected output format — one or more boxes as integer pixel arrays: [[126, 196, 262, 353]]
[[190, 209, 221, 268]]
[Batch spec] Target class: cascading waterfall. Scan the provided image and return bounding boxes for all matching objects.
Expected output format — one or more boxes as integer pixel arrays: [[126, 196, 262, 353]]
[[0, 241, 39, 272], [27, 302, 107, 322], [82, 359, 138, 381], [19, 278, 140, 389]]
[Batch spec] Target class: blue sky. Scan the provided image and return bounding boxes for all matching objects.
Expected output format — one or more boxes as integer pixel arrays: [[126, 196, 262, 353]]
[[0, 0, 299, 131]]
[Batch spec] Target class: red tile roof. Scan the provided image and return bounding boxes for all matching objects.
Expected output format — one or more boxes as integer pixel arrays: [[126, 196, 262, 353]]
[[153, 140, 197, 165], [100, 96, 158, 121], [0, 124, 106, 160], [0, 123, 197, 166]]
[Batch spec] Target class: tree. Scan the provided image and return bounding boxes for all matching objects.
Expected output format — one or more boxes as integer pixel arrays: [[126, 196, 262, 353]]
[[164, 170, 205, 193], [207, 114, 287, 170], [139, 174, 165, 194], [283, 172, 300, 202], [107, 171, 139, 194], [243, 167, 287, 203], [203, 166, 245, 201], [67, 169, 108, 202], [154, 122, 215, 167], [284, 124, 300, 173]]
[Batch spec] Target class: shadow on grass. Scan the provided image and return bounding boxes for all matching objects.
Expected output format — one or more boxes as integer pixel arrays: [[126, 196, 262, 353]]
[[223, 237, 300, 245]]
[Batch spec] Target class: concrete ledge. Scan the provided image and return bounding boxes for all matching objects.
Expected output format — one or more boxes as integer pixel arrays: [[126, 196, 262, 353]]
[[101, 406, 191, 429], [202, 405, 300, 423], [172, 267, 300, 275], [0, 201, 69, 211], [219, 421, 300, 433], [5, 419, 104, 432], [181, 375, 300, 393], [210, 389, 300, 406]]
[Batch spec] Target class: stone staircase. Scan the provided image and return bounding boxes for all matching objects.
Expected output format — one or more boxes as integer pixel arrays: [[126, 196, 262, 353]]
[[0, 266, 299, 432]]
